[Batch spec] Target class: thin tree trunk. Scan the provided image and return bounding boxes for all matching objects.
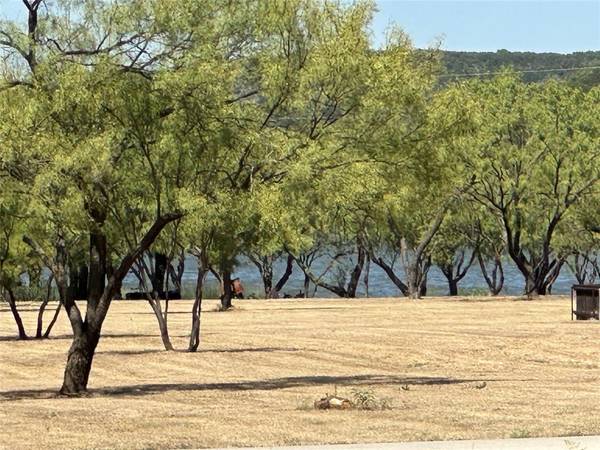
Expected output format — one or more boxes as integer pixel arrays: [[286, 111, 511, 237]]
[[363, 256, 370, 297], [221, 269, 233, 310], [569, 254, 588, 285], [544, 259, 564, 295], [440, 267, 459, 295], [346, 243, 366, 298], [141, 296, 174, 350], [292, 247, 365, 298], [168, 249, 185, 293], [43, 301, 62, 338], [303, 274, 310, 298], [293, 256, 348, 297], [525, 275, 540, 297], [189, 267, 207, 352], [131, 252, 174, 351], [477, 251, 504, 296], [249, 254, 277, 298], [419, 274, 428, 297], [106, 261, 122, 299], [371, 255, 410, 296], [35, 273, 54, 338], [4, 285, 27, 339], [153, 252, 168, 298], [262, 259, 273, 298], [274, 254, 294, 295], [439, 250, 476, 297]]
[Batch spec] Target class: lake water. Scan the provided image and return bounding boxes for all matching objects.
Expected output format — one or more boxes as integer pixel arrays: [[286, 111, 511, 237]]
[[122, 254, 579, 298]]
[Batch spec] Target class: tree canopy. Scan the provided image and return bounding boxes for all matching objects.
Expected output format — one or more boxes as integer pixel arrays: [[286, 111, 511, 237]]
[[1, 0, 598, 394]]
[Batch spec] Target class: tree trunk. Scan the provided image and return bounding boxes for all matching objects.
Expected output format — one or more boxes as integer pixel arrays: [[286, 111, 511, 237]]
[[406, 260, 430, 299], [262, 259, 273, 298], [221, 269, 233, 310], [147, 295, 174, 351], [43, 301, 62, 338], [439, 250, 475, 297], [189, 267, 207, 352], [4, 285, 27, 340], [371, 256, 409, 296], [525, 276, 540, 297], [363, 257, 370, 297], [303, 274, 310, 298], [106, 262, 122, 299], [153, 252, 168, 298], [419, 270, 428, 297], [61, 328, 100, 395], [292, 248, 363, 299], [448, 279, 458, 296], [477, 252, 504, 296], [569, 254, 588, 285], [76, 265, 89, 300], [440, 265, 459, 296], [274, 254, 294, 295], [168, 250, 185, 293], [400, 238, 431, 299], [346, 243, 365, 298], [544, 259, 564, 295], [57, 212, 183, 394], [36, 273, 54, 338]]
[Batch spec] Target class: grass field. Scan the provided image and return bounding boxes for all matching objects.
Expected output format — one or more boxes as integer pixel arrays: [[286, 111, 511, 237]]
[[1, 296, 599, 450]]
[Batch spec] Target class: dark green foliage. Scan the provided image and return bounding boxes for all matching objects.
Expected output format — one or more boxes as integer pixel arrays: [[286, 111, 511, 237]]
[[440, 50, 600, 89]]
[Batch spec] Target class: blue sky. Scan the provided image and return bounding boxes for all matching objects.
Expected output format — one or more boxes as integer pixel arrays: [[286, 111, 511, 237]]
[[372, 0, 599, 52], [1, 0, 599, 53]]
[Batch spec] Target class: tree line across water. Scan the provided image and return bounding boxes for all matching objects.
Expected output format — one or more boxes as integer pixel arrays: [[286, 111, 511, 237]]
[[440, 49, 600, 88], [0, 0, 599, 394]]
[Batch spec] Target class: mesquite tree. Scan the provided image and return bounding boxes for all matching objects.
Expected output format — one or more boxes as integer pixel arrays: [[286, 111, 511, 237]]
[[431, 210, 479, 296], [0, 0, 196, 393], [463, 74, 600, 296], [177, 1, 431, 306], [357, 45, 477, 299], [474, 217, 506, 296]]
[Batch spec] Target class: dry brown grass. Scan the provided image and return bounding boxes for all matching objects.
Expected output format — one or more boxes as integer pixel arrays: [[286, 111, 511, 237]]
[[0, 296, 599, 450]]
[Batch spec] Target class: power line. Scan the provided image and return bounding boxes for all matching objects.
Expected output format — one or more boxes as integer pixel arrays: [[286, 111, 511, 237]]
[[440, 65, 600, 78]]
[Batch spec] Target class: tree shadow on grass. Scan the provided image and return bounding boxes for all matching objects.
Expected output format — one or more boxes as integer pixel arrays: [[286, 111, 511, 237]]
[[96, 347, 300, 356], [0, 333, 190, 342], [243, 306, 354, 312], [0, 373, 506, 401]]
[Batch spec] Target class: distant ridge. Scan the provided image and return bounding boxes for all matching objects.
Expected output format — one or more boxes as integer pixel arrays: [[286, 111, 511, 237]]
[[439, 49, 600, 88]]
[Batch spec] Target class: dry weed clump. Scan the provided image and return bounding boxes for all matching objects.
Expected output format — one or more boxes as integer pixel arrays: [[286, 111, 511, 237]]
[[311, 388, 392, 410]]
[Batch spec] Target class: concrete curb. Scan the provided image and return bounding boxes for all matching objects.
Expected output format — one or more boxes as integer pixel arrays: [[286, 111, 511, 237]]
[[211, 435, 600, 450]]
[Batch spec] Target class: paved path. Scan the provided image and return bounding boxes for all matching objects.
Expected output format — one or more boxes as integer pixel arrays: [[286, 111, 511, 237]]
[[212, 435, 600, 450]]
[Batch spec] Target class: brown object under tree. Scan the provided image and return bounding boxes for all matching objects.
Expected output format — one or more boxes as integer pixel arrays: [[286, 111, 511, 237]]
[[314, 395, 353, 410]]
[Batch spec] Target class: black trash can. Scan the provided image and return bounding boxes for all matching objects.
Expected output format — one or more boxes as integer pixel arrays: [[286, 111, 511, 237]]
[[571, 285, 600, 320]]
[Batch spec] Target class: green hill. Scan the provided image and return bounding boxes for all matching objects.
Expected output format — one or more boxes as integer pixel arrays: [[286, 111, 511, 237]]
[[440, 50, 600, 89]]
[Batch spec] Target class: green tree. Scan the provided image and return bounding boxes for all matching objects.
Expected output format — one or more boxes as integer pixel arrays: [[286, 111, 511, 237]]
[[367, 79, 477, 298], [430, 207, 479, 296], [463, 74, 600, 296], [1, 0, 191, 393]]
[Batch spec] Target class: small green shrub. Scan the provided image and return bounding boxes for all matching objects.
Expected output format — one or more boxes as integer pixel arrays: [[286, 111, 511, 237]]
[[510, 429, 531, 439], [351, 388, 392, 410], [351, 388, 377, 410]]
